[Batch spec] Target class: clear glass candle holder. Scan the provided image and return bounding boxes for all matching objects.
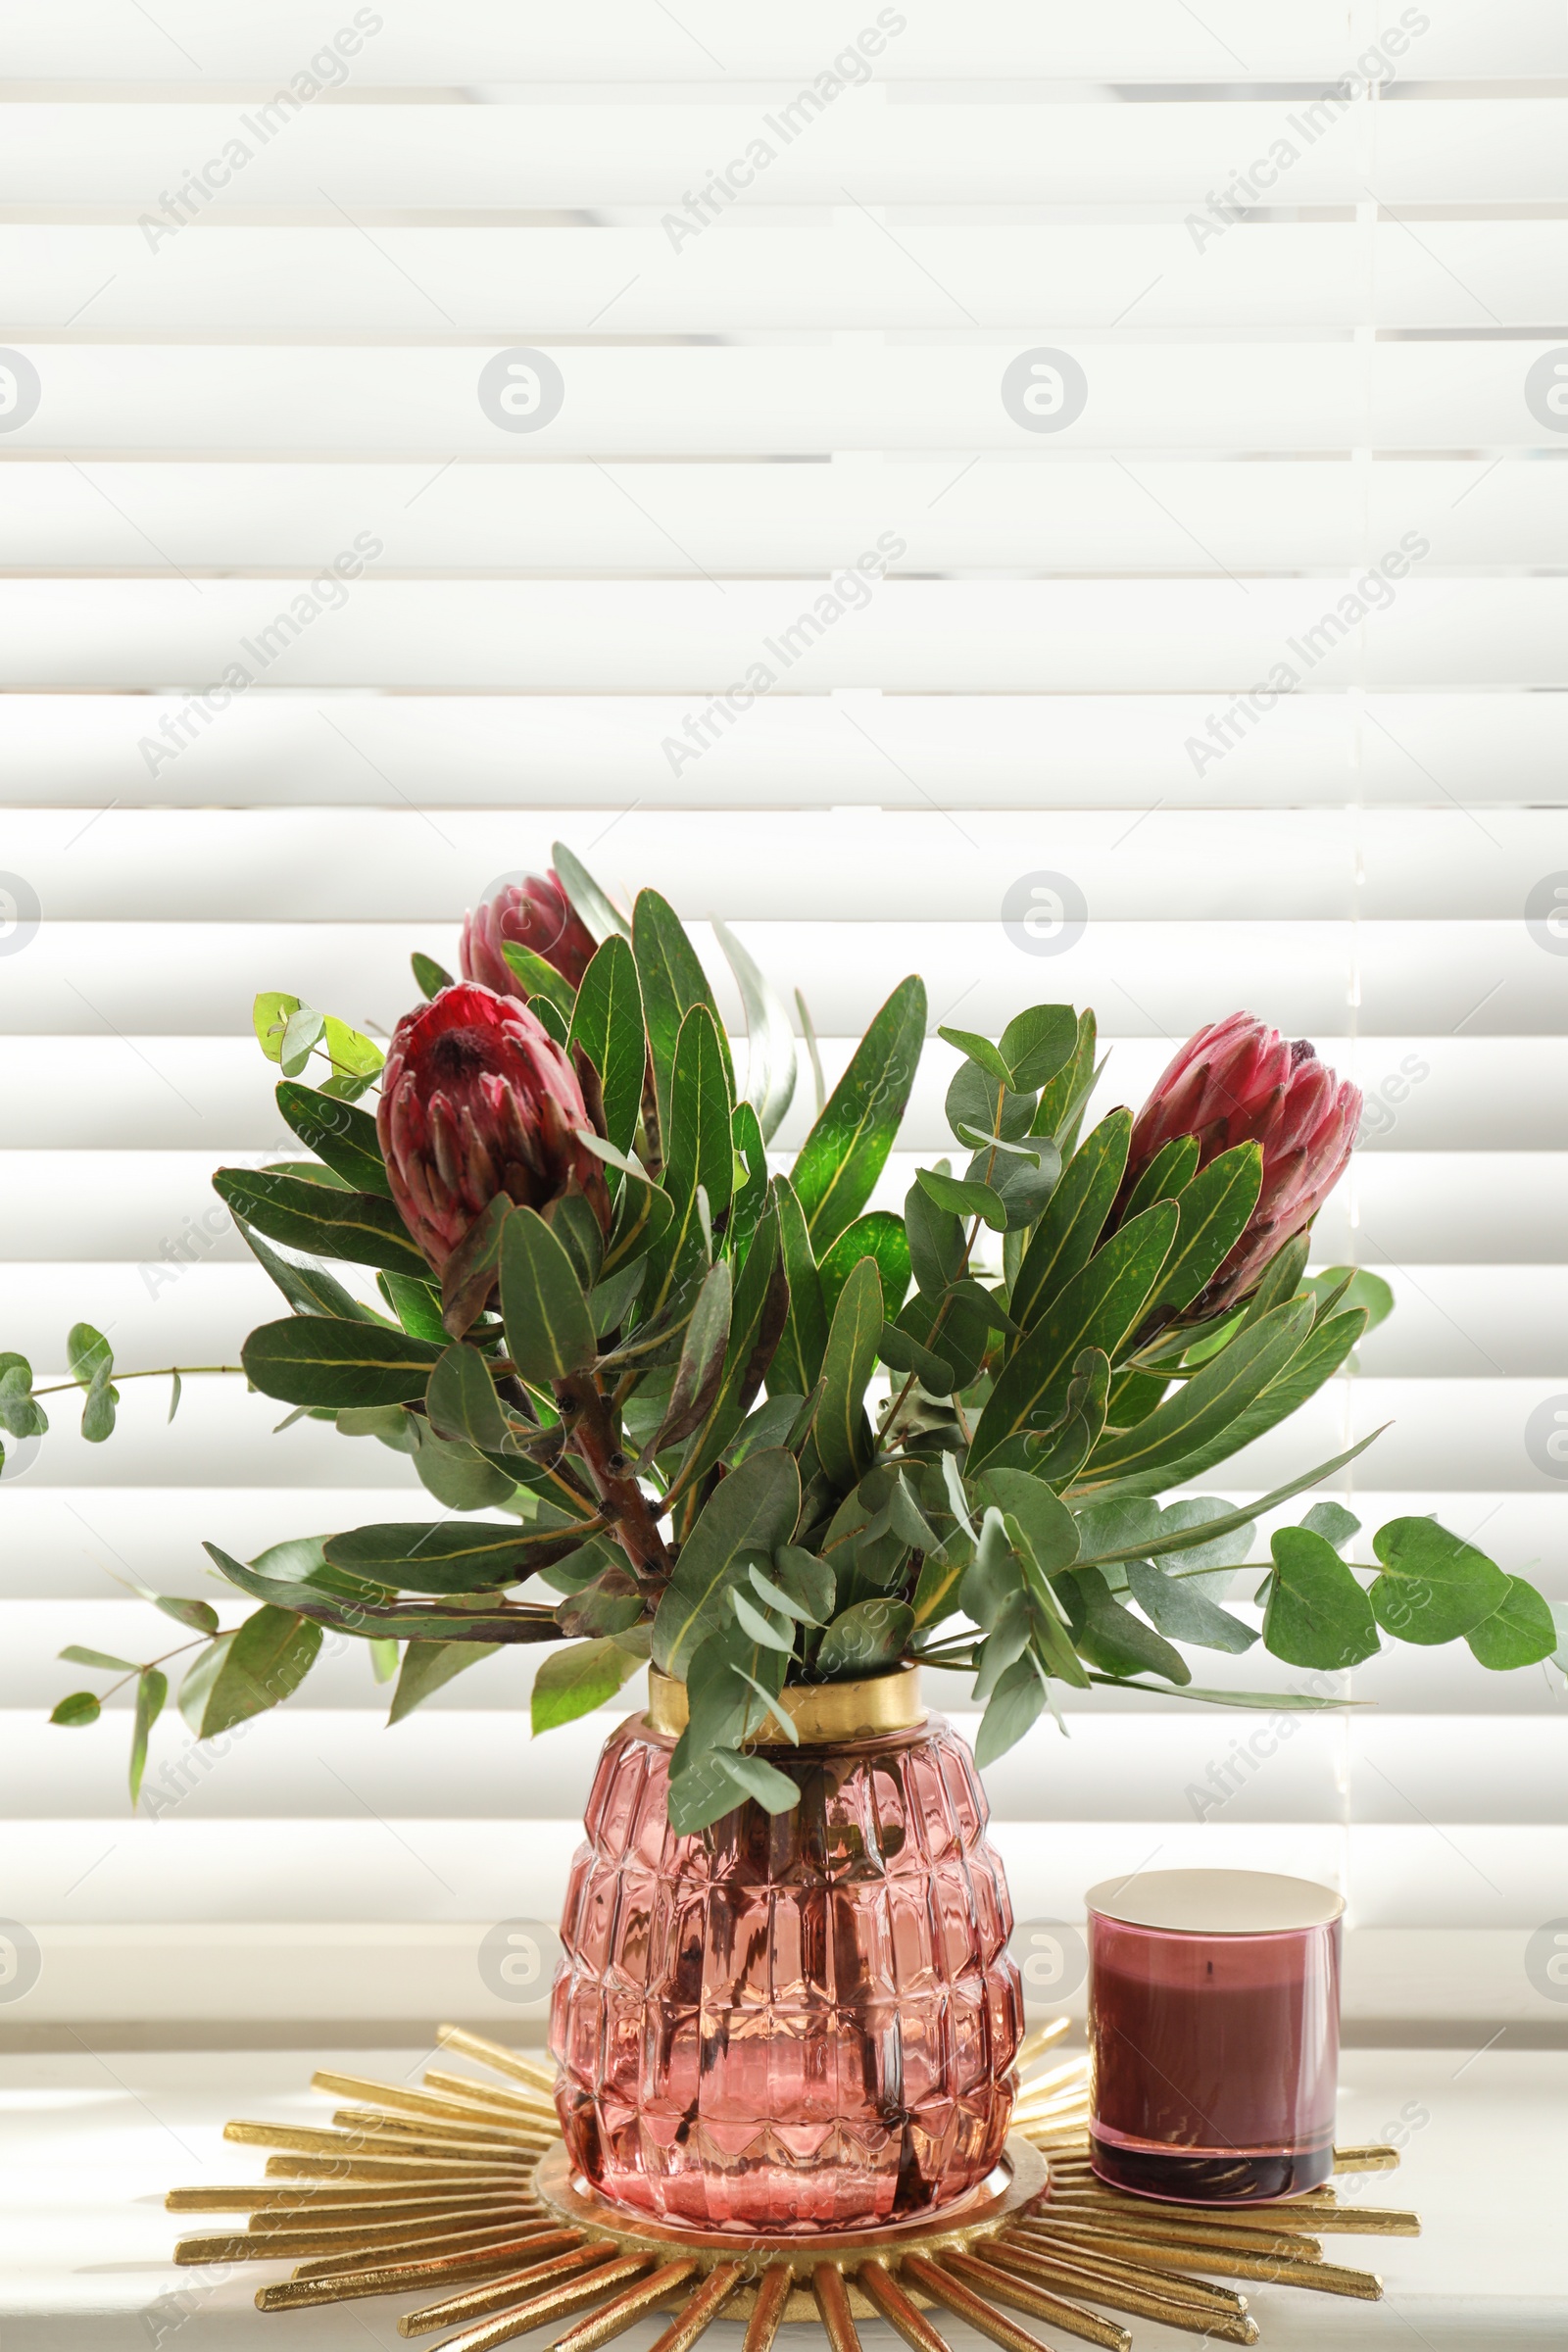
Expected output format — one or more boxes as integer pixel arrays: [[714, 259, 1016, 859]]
[[1086, 1868, 1344, 2203]]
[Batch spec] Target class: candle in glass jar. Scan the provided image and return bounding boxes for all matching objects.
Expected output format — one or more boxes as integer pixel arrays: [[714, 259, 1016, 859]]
[[1086, 1868, 1344, 2203]]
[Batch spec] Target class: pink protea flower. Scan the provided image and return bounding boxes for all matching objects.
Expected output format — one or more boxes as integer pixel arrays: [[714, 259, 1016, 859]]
[[377, 984, 609, 1275], [1121, 1011, 1361, 1317], [461, 871, 598, 999]]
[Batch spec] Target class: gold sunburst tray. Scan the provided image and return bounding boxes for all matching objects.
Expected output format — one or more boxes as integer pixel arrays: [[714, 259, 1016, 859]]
[[166, 2019, 1418, 2352]]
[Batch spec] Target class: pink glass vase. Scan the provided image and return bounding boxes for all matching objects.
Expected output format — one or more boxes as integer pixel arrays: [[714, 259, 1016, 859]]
[[550, 1679, 1023, 2232]]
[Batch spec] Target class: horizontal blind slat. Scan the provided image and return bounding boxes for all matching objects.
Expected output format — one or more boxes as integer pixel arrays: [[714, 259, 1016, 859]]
[[0, 1, 1556, 85], [5, 343, 1565, 453], [8, 220, 1568, 331], [6, 98, 1568, 207], [4, 579, 1568, 693], [0, 691, 1561, 808], [7, 456, 1568, 575]]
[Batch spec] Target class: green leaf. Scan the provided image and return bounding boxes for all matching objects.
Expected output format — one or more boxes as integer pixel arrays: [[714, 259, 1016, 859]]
[[318, 1015, 384, 1100], [598, 1163, 673, 1281], [1080, 1298, 1314, 1489], [968, 1200, 1179, 1473], [975, 1652, 1050, 1767], [915, 1167, 1006, 1232], [906, 1176, 965, 1300], [632, 887, 733, 1144], [670, 1195, 787, 1492], [711, 916, 798, 1146], [751, 1554, 831, 1627], [202, 1543, 564, 1642], [641, 1004, 734, 1318], [730, 1587, 795, 1653], [236, 1218, 384, 1326], [68, 1322, 113, 1390], [980, 1468, 1081, 1576], [545, 1193, 605, 1295], [910, 1533, 970, 1632], [369, 1638, 399, 1683], [1078, 1430, 1388, 1570], [80, 1356, 119, 1443], [815, 1597, 913, 1677], [1304, 1266, 1395, 1333], [1083, 1675, 1359, 1712], [1263, 1527, 1381, 1669], [1122, 1132, 1200, 1220], [714, 1747, 801, 1817], [242, 1315, 442, 1409], [568, 934, 646, 1159], [1100, 1306, 1369, 1497], [424, 1341, 514, 1454], [1126, 1560, 1257, 1653], [412, 951, 452, 1000], [377, 1270, 449, 1347], [818, 1212, 911, 1328], [878, 1321, 956, 1396], [1465, 1575, 1558, 1670], [1368, 1518, 1511, 1646], [938, 1027, 1012, 1086], [652, 1447, 802, 1676], [791, 975, 926, 1250], [154, 1594, 220, 1633], [664, 1003, 737, 1229], [665, 1738, 767, 1839], [323, 1518, 588, 1592], [500, 940, 577, 1019], [129, 1666, 167, 1803], [814, 1256, 884, 1488], [1240, 1230, 1313, 1328], [409, 1419, 518, 1512], [771, 1175, 827, 1394], [1025, 1347, 1109, 1484], [499, 1206, 598, 1385], [1301, 1499, 1360, 1551], [59, 1644, 136, 1671], [530, 1637, 642, 1735], [274, 1083, 391, 1198], [1060, 1565, 1191, 1685], [1149, 1143, 1262, 1315], [1031, 1008, 1099, 1151], [51, 1690, 101, 1727], [999, 1004, 1079, 1093], [552, 840, 633, 943], [966, 1135, 1060, 1233], [648, 1259, 733, 1457], [214, 1167, 429, 1280], [389, 1640, 499, 1723], [254, 990, 301, 1064], [0, 1356, 45, 1443], [945, 1058, 1037, 1146], [186, 1606, 322, 1738]]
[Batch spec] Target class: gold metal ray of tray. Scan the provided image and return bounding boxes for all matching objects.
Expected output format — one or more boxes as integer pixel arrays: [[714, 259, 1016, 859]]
[[166, 2018, 1419, 2352]]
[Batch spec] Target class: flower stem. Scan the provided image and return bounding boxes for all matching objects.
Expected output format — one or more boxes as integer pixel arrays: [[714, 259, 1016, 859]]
[[556, 1370, 673, 1592]]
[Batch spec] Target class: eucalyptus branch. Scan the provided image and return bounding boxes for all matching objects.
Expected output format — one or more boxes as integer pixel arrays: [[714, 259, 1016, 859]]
[[31, 1364, 243, 1398]]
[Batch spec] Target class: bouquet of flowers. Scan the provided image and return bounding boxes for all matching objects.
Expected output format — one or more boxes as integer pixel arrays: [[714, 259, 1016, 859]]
[[14, 848, 1557, 1831]]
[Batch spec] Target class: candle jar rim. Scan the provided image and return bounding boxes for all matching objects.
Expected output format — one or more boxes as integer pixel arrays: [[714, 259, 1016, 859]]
[[1086, 1866, 1345, 1936]]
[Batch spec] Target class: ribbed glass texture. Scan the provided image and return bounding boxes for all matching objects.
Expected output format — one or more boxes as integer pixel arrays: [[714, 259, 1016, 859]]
[[550, 1709, 1023, 2231]]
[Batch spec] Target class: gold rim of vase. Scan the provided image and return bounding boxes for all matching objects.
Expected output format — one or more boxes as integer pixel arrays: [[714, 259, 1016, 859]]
[[645, 1662, 926, 1745]]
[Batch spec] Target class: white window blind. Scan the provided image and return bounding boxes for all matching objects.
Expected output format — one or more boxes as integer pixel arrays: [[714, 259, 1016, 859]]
[[2, 0, 1565, 2043]]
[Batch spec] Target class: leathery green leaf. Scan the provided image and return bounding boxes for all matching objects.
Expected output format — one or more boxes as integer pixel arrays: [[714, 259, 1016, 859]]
[[790, 975, 926, 1250]]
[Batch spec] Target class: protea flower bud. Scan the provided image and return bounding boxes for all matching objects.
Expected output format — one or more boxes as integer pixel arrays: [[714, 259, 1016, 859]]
[[461, 871, 598, 999], [1122, 1011, 1361, 1317], [377, 984, 610, 1275]]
